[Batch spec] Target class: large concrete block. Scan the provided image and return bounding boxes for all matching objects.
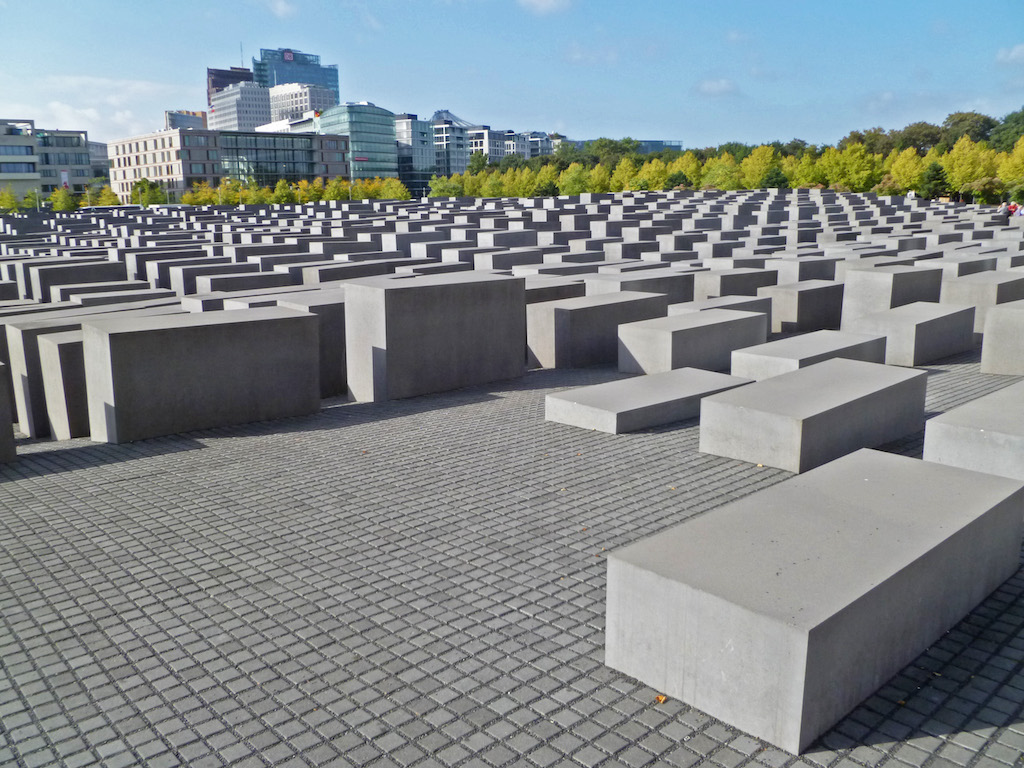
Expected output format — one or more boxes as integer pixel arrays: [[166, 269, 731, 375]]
[[83, 307, 320, 443], [0, 363, 14, 461], [846, 302, 975, 366], [38, 331, 88, 440], [618, 309, 767, 374], [924, 380, 1024, 480], [606, 449, 1024, 753], [730, 330, 887, 381], [346, 272, 525, 402], [693, 268, 778, 300], [700, 358, 926, 472], [980, 301, 1024, 374], [527, 292, 668, 369], [841, 265, 942, 327], [545, 368, 750, 434], [277, 289, 347, 398], [939, 271, 1024, 333], [585, 269, 696, 304], [757, 280, 844, 333]]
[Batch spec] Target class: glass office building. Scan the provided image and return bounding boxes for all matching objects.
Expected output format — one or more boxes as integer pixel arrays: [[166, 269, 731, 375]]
[[252, 49, 340, 102], [317, 103, 397, 180]]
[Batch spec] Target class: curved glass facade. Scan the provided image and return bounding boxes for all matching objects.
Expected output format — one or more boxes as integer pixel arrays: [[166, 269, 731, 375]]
[[318, 103, 397, 180]]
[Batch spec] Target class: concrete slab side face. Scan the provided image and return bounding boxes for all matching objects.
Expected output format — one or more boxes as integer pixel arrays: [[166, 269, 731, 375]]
[[38, 331, 87, 441], [83, 309, 320, 443], [347, 275, 525, 402], [0, 362, 14, 462], [846, 303, 975, 366], [980, 305, 1024, 375], [605, 449, 1024, 753]]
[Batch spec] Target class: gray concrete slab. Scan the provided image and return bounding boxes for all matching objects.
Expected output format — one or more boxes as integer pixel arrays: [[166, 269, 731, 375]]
[[730, 330, 887, 381], [700, 358, 926, 472], [545, 367, 750, 433], [37, 330, 87, 440], [607, 448, 1024, 753], [846, 301, 976, 366], [981, 300, 1024, 375], [757, 279, 844, 333]]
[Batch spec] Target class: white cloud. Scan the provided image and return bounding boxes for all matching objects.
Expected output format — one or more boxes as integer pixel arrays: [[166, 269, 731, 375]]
[[997, 44, 1024, 64], [696, 78, 737, 96], [265, 0, 296, 18], [726, 30, 750, 44], [518, 0, 571, 14], [564, 42, 618, 66]]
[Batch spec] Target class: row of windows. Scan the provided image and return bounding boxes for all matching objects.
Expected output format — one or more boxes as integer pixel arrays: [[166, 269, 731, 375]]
[[0, 163, 36, 173], [37, 135, 83, 147], [38, 153, 91, 165], [0, 145, 33, 155]]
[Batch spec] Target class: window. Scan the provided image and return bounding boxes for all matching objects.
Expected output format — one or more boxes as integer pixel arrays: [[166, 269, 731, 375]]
[[190, 163, 205, 174], [0, 163, 35, 173], [0, 145, 32, 155]]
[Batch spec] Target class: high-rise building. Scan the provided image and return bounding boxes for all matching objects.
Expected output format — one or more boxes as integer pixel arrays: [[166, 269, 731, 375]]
[[468, 126, 508, 163], [107, 127, 349, 202], [206, 66, 253, 108], [0, 119, 94, 198], [269, 83, 337, 123], [208, 82, 272, 132], [431, 111, 472, 177], [316, 102, 397, 180], [395, 114, 435, 197], [252, 49, 339, 101]]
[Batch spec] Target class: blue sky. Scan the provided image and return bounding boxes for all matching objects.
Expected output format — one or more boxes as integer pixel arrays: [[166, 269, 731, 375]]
[[2, 0, 1023, 147]]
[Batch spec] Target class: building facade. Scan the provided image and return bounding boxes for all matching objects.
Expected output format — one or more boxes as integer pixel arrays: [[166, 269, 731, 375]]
[[209, 82, 272, 132], [0, 119, 94, 198], [206, 67, 253, 108], [165, 110, 208, 131], [107, 128, 349, 202], [269, 83, 337, 123], [252, 49, 340, 101], [316, 103, 397, 180], [395, 114, 435, 196], [468, 126, 508, 164]]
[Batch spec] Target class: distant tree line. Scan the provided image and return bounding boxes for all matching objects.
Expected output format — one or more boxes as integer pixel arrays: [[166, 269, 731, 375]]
[[430, 107, 1024, 204], [0, 175, 412, 213]]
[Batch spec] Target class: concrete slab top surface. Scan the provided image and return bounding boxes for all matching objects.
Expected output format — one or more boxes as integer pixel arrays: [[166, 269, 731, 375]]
[[927, 379, 1024, 432], [707, 358, 925, 418], [733, 329, 885, 359], [549, 368, 751, 411], [622, 308, 763, 332], [79, 305, 312, 334], [610, 448, 1024, 628]]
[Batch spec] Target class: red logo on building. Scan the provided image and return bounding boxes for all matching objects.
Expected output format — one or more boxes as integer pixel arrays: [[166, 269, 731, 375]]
[[283, 50, 294, 61]]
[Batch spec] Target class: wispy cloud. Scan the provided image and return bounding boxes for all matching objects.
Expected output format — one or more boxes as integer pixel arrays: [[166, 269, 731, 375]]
[[726, 30, 750, 44], [696, 78, 737, 96], [265, 0, 296, 18], [997, 43, 1024, 65], [518, 0, 571, 15], [564, 41, 618, 66]]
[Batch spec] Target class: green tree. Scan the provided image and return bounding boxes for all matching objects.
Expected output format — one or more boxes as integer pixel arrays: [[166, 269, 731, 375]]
[[960, 177, 1004, 204], [700, 153, 741, 190], [49, 186, 77, 211], [533, 165, 559, 196], [889, 148, 925, 192], [130, 178, 167, 205], [610, 157, 638, 192], [893, 121, 942, 153], [941, 111, 998, 146], [270, 178, 296, 204], [673, 152, 702, 188], [990, 106, 1024, 153], [665, 170, 691, 189], [739, 145, 777, 188], [0, 185, 18, 213], [918, 162, 949, 199], [761, 166, 789, 189], [19, 189, 42, 211], [480, 171, 505, 198], [585, 138, 639, 169], [634, 158, 669, 190], [839, 143, 883, 191], [586, 164, 611, 193], [428, 174, 464, 197], [323, 177, 352, 200], [942, 135, 992, 192], [998, 136, 1024, 188], [95, 185, 121, 206], [379, 177, 412, 201], [468, 151, 488, 174], [499, 153, 526, 172], [557, 162, 589, 195]]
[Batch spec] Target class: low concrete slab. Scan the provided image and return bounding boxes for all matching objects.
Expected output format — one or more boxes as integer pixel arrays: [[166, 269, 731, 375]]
[[981, 300, 1024, 375], [730, 330, 887, 381], [700, 358, 926, 472], [846, 301, 975, 366], [618, 309, 767, 374], [545, 368, 750, 434], [924, 380, 1024, 480], [939, 271, 1024, 333], [606, 448, 1024, 753]]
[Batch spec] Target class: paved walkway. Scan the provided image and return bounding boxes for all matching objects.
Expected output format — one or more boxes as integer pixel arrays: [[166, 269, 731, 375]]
[[1, 352, 1022, 768]]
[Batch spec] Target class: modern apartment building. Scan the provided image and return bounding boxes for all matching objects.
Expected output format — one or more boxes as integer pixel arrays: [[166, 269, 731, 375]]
[[468, 126, 508, 164], [252, 49, 340, 101], [165, 110, 207, 131], [431, 111, 472, 177], [395, 114, 435, 196], [107, 128, 349, 202], [269, 83, 337, 123], [0, 119, 94, 198], [209, 82, 272, 132]]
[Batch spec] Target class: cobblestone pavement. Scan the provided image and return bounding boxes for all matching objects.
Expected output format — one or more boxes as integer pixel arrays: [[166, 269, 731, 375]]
[[1, 350, 1023, 768]]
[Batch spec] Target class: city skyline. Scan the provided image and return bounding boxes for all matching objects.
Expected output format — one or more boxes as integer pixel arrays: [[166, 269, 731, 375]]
[[1, 0, 1023, 147]]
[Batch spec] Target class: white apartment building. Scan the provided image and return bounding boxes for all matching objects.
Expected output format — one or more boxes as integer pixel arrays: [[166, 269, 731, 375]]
[[107, 127, 349, 202], [208, 82, 272, 132], [467, 126, 507, 163], [269, 83, 337, 123]]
